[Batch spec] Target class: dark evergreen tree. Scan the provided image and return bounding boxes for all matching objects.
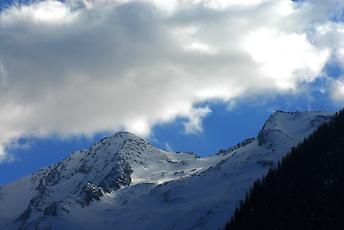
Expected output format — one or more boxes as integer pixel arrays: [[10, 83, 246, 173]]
[[225, 110, 344, 230]]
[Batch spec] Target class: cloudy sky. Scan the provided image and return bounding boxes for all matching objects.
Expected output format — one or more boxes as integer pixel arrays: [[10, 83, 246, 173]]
[[0, 0, 344, 184]]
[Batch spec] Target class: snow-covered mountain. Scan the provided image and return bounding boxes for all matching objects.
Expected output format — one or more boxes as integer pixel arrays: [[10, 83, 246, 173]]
[[0, 111, 332, 230]]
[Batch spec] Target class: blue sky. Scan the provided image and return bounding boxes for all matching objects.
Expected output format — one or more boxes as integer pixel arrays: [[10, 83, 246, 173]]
[[0, 0, 344, 184], [0, 89, 341, 185]]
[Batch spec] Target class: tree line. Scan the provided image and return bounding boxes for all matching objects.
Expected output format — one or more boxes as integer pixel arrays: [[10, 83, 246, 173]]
[[225, 110, 344, 230]]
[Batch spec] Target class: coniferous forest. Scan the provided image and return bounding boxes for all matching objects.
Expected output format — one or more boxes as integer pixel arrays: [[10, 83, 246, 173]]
[[225, 110, 344, 230]]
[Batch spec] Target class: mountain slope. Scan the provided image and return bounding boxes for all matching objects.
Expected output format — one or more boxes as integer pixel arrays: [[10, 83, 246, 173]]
[[0, 111, 332, 230], [225, 110, 344, 230]]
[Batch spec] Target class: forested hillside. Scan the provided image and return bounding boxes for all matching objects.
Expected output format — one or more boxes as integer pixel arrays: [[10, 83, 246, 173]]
[[225, 110, 344, 230]]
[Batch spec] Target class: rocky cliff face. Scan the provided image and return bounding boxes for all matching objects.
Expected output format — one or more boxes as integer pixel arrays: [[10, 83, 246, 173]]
[[0, 111, 333, 230]]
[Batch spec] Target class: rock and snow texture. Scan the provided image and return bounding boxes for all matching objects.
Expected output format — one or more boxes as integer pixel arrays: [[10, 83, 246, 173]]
[[0, 111, 332, 230]]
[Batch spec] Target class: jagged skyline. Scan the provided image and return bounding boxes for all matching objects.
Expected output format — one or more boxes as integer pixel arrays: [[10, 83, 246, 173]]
[[0, 0, 344, 184]]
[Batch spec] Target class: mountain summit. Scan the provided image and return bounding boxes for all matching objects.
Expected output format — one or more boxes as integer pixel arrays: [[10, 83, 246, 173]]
[[0, 111, 332, 230]]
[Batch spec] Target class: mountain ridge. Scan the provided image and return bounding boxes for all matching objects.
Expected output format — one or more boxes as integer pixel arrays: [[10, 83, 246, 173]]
[[0, 111, 333, 230]]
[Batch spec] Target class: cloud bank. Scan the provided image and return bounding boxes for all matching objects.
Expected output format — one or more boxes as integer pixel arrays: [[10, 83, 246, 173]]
[[0, 0, 343, 160]]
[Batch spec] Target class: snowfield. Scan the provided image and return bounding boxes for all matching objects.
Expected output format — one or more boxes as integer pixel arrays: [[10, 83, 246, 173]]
[[0, 111, 332, 230]]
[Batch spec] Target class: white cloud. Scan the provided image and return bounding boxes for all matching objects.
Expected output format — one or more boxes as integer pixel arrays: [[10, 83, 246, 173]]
[[183, 107, 211, 134], [331, 77, 344, 103], [1, 0, 78, 25], [244, 28, 329, 90], [164, 142, 173, 152], [311, 21, 344, 104], [0, 0, 343, 160]]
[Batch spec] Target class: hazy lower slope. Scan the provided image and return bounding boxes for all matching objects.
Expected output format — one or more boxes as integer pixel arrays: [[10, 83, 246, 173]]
[[0, 111, 332, 230]]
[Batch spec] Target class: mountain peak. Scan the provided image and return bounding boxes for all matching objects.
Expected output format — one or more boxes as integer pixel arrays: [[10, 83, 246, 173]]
[[94, 131, 146, 147], [258, 111, 332, 147], [88, 131, 149, 158], [109, 131, 143, 140]]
